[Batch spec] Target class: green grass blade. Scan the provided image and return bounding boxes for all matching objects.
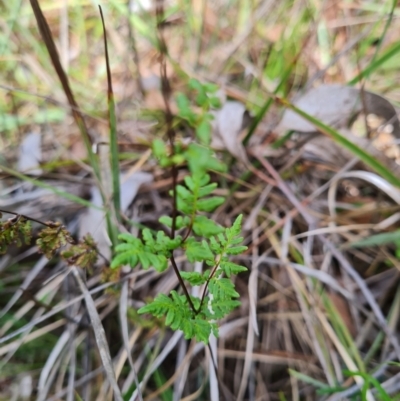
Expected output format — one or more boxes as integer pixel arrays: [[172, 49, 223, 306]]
[[288, 369, 331, 390], [348, 41, 400, 86], [322, 292, 365, 371], [344, 371, 392, 401], [74, 391, 84, 401], [280, 98, 400, 187], [244, 58, 296, 146], [152, 368, 173, 401], [348, 230, 400, 248]]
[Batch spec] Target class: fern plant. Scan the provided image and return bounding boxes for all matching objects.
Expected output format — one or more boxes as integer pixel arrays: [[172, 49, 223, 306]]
[[111, 80, 248, 344], [0, 80, 247, 345]]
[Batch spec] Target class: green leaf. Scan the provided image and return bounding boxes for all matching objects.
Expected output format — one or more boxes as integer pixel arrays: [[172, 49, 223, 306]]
[[219, 260, 247, 277], [193, 216, 224, 238], [225, 245, 248, 255], [159, 215, 190, 230], [176, 184, 193, 199], [111, 252, 137, 269], [142, 228, 154, 247], [176, 93, 197, 125], [204, 83, 219, 93], [180, 271, 209, 285], [209, 298, 241, 319], [198, 183, 218, 198], [189, 318, 213, 343], [196, 119, 211, 145], [206, 214, 247, 257], [195, 92, 208, 108], [138, 292, 191, 324], [185, 143, 226, 174], [181, 318, 194, 339], [165, 291, 187, 330], [152, 138, 167, 159], [227, 214, 244, 237], [209, 277, 240, 299], [111, 233, 168, 271], [159, 216, 173, 227], [188, 78, 203, 92], [138, 293, 174, 317], [185, 173, 210, 189], [208, 236, 222, 254], [196, 197, 225, 212], [185, 238, 214, 262], [209, 96, 221, 108]]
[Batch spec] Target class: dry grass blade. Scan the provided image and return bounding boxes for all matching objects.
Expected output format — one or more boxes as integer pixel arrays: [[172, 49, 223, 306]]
[[71, 266, 123, 401], [258, 153, 400, 356], [37, 330, 70, 400], [129, 331, 183, 401], [328, 171, 400, 208], [208, 336, 219, 401], [0, 256, 48, 319], [119, 280, 143, 401], [0, 319, 66, 358]]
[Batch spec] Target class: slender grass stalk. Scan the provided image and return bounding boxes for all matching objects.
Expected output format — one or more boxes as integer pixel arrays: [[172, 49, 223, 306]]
[[243, 57, 297, 146], [348, 41, 400, 86]]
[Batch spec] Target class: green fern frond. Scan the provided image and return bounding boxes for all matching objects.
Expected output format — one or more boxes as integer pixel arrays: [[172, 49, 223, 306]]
[[209, 277, 240, 300], [184, 238, 214, 262], [219, 260, 247, 277], [180, 270, 209, 285]]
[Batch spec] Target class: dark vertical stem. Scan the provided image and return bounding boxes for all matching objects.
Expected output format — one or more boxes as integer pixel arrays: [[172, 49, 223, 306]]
[[155, 0, 194, 312], [155, 0, 178, 239]]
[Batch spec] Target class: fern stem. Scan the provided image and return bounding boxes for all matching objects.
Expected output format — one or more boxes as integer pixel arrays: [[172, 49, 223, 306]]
[[155, 0, 194, 311], [170, 254, 196, 312], [198, 257, 222, 314], [181, 220, 193, 243]]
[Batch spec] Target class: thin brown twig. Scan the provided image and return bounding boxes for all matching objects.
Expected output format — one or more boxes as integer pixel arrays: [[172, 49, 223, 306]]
[[0, 208, 51, 227], [155, 1, 178, 239]]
